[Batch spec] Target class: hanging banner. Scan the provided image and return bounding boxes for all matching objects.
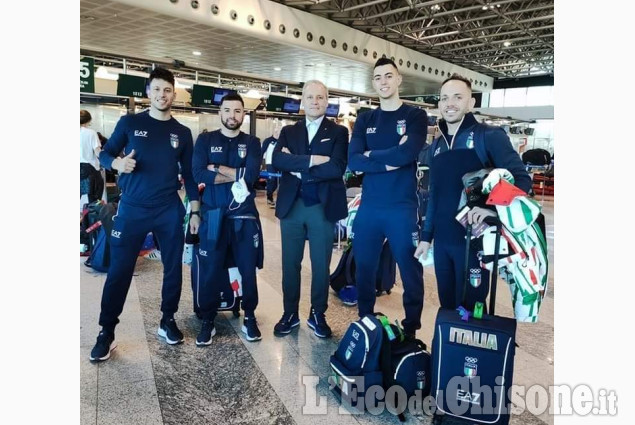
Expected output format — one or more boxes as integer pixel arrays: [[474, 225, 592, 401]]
[[80, 57, 95, 93]]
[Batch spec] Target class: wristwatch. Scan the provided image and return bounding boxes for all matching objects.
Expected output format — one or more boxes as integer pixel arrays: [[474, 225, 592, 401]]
[[190, 211, 201, 217]]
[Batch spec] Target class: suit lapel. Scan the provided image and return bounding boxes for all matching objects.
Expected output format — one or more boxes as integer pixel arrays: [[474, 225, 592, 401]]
[[296, 120, 309, 154], [313, 119, 330, 144]]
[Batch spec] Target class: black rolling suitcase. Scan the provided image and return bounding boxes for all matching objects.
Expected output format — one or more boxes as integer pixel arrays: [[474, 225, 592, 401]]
[[431, 218, 516, 425]]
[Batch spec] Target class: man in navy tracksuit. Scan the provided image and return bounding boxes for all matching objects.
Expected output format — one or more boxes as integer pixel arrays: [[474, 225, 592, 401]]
[[90, 68, 201, 362], [261, 126, 281, 207], [348, 58, 427, 338], [191, 94, 264, 345], [414, 74, 531, 311]]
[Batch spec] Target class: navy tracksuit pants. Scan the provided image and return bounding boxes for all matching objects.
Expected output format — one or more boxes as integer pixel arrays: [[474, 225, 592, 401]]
[[99, 196, 185, 330], [352, 205, 423, 333], [428, 148, 493, 312], [196, 216, 261, 321], [433, 242, 490, 312]]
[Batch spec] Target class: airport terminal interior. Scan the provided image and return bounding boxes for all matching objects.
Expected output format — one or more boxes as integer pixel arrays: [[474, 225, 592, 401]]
[[80, 1, 555, 424]]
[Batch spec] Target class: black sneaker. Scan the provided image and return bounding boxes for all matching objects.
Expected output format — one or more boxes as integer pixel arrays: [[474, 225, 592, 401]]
[[273, 312, 300, 336], [158, 317, 184, 345], [307, 309, 332, 338], [242, 317, 262, 341], [89, 330, 116, 362], [196, 320, 216, 346]]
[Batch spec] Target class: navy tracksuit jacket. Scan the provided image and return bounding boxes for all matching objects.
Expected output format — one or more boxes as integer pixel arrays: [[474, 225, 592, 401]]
[[422, 112, 532, 311], [192, 130, 263, 321], [348, 104, 427, 333], [97, 111, 199, 329]]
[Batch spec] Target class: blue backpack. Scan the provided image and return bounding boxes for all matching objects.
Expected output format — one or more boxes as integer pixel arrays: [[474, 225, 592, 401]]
[[330, 314, 431, 421], [85, 227, 110, 273]]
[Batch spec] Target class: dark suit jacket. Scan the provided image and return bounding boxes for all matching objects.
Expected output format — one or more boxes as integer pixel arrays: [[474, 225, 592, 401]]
[[272, 117, 349, 222]]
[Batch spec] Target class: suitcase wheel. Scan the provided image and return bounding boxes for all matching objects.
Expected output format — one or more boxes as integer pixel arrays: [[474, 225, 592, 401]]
[[386, 289, 391, 295]]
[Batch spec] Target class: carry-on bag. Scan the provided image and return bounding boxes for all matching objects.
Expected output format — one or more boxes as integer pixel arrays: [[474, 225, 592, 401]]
[[431, 218, 516, 425]]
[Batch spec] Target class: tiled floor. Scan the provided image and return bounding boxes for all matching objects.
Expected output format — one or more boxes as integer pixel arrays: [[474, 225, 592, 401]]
[[80, 192, 554, 425]]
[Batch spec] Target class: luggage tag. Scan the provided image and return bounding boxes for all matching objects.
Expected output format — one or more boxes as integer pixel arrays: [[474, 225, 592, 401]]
[[473, 302, 484, 319], [230, 278, 240, 292], [456, 306, 471, 322], [378, 315, 396, 341]]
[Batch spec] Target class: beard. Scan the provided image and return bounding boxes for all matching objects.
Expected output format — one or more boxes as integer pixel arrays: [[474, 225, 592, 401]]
[[222, 118, 243, 130]]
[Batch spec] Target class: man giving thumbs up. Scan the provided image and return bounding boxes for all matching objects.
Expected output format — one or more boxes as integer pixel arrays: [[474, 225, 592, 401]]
[[89, 67, 201, 362]]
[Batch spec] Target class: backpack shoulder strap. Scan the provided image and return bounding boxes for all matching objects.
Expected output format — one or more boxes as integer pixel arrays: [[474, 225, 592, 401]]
[[473, 124, 493, 168]]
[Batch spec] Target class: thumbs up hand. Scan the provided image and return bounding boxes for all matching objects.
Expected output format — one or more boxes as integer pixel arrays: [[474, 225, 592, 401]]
[[114, 149, 137, 173]]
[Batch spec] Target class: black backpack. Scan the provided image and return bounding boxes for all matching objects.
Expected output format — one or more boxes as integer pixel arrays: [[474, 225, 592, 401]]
[[329, 240, 396, 295]]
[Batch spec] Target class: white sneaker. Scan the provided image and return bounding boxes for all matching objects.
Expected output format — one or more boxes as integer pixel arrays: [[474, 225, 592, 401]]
[[145, 249, 162, 260]]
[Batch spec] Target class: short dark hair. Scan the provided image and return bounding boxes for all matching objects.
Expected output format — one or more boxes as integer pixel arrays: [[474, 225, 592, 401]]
[[374, 57, 399, 71], [80, 110, 92, 125], [441, 73, 472, 91], [148, 67, 175, 87], [220, 93, 244, 107]]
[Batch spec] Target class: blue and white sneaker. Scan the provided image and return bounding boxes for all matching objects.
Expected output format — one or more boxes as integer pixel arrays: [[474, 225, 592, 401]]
[[242, 317, 262, 341], [338, 285, 358, 306], [158, 317, 184, 345], [273, 312, 300, 336], [307, 309, 332, 338], [89, 329, 116, 362], [196, 320, 216, 346]]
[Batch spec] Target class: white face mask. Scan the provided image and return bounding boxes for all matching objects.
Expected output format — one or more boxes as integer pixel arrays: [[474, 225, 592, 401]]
[[231, 177, 249, 204]]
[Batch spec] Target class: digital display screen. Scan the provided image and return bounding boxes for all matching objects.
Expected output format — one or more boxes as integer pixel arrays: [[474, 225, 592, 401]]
[[325, 103, 340, 117], [117, 74, 147, 98], [282, 98, 301, 114], [427, 115, 437, 126], [212, 88, 237, 105], [191, 84, 215, 106], [266, 95, 286, 112]]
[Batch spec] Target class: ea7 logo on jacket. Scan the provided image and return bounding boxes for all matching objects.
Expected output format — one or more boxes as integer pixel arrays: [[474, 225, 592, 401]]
[[366, 127, 377, 134], [449, 327, 498, 350], [111, 230, 122, 238], [210, 146, 223, 153], [456, 390, 481, 404], [134, 130, 148, 137]]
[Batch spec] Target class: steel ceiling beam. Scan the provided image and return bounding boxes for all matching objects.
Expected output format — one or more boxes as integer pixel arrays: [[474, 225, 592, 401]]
[[360, 0, 452, 21], [430, 21, 553, 46], [442, 33, 553, 52]]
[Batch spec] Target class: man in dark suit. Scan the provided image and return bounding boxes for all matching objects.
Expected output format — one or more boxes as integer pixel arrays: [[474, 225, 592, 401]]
[[271, 80, 349, 338]]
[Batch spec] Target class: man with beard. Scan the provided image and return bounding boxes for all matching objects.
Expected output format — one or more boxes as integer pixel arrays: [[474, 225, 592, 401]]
[[192, 94, 264, 344], [414, 74, 531, 311], [90, 67, 201, 362]]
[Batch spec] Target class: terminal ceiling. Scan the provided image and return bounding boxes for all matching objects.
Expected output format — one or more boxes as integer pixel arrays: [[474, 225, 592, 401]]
[[80, 0, 553, 96]]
